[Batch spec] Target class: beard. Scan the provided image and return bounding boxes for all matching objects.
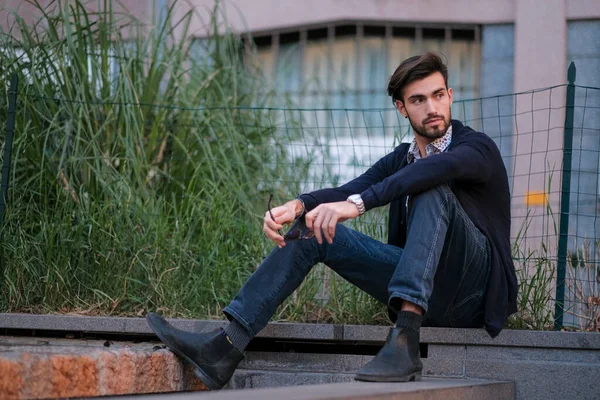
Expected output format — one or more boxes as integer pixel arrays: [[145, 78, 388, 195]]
[[408, 110, 451, 140]]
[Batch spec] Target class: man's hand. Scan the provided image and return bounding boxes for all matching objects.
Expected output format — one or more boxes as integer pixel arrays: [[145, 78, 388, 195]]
[[305, 201, 360, 244], [263, 199, 303, 248]]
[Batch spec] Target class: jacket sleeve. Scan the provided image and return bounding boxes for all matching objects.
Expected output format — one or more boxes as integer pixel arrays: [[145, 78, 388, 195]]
[[298, 146, 403, 212], [360, 138, 494, 211]]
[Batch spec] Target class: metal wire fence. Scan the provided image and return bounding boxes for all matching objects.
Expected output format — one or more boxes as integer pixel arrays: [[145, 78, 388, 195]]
[[1, 64, 599, 330]]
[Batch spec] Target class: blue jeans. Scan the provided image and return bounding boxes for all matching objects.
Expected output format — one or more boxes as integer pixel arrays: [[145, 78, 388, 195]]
[[224, 184, 491, 336]]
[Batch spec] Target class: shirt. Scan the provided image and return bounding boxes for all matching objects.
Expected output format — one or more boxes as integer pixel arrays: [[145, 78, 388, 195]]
[[407, 125, 453, 164]]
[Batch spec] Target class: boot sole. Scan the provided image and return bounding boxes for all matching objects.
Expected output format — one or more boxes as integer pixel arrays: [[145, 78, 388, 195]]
[[354, 371, 422, 383], [145, 315, 221, 390]]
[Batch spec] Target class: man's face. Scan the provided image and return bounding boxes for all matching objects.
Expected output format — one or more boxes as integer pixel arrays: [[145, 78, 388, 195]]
[[395, 72, 453, 141]]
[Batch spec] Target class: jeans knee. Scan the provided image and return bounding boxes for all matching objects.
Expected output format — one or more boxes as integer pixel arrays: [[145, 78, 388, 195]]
[[318, 223, 351, 264]]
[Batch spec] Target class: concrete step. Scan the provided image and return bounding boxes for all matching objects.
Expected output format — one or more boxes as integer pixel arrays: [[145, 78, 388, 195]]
[[107, 378, 515, 400], [3, 314, 599, 400], [0, 335, 514, 399], [239, 351, 369, 375]]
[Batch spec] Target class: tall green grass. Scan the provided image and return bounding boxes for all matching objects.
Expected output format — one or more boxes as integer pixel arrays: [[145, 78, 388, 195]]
[[0, 0, 389, 323], [0, 1, 574, 330], [0, 0, 290, 317]]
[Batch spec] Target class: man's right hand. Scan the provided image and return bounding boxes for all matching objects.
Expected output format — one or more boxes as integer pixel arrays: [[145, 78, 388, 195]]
[[263, 199, 303, 248]]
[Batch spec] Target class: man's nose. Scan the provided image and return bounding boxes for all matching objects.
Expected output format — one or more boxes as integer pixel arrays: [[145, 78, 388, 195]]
[[425, 99, 437, 114]]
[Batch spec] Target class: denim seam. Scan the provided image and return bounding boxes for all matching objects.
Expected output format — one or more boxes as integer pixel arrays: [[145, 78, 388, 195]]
[[448, 290, 484, 327], [439, 187, 486, 253], [451, 203, 489, 303], [452, 197, 487, 252], [419, 193, 450, 305]]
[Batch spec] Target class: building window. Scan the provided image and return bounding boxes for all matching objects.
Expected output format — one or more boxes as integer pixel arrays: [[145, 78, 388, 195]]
[[244, 22, 481, 134]]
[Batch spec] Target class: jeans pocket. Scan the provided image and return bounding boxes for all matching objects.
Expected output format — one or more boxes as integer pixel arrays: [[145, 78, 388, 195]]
[[448, 291, 485, 328]]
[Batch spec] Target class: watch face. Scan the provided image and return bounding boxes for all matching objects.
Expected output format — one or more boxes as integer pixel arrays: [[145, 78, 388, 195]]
[[349, 194, 361, 202]]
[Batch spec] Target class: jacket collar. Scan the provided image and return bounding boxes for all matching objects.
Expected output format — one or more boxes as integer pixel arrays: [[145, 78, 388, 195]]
[[448, 119, 465, 150]]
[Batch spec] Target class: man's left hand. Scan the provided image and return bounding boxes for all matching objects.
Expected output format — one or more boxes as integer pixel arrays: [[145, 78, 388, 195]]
[[305, 201, 360, 244]]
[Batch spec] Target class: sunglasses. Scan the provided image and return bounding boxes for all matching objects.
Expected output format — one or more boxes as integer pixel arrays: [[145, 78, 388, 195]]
[[268, 194, 315, 241]]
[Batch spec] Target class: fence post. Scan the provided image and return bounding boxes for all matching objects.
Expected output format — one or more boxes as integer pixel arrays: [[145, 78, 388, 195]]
[[554, 62, 576, 330], [0, 74, 18, 230]]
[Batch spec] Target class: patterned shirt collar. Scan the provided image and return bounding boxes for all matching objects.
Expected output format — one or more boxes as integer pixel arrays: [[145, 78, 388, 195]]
[[407, 125, 452, 163]]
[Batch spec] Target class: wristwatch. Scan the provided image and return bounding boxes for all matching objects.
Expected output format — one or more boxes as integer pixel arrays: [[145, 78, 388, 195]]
[[347, 194, 366, 216]]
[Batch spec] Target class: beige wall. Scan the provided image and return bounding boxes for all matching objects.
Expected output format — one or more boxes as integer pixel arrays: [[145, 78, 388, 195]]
[[176, 0, 599, 34], [1, 0, 157, 40], [174, 0, 515, 34], [511, 0, 568, 246], [4, 0, 600, 92], [175, 0, 600, 93]]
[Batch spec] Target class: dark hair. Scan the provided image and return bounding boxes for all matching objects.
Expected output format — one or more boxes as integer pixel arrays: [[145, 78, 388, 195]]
[[387, 52, 448, 104]]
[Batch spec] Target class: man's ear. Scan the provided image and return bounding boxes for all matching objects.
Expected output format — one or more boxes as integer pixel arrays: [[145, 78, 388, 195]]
[[395, 100, 407, 118]]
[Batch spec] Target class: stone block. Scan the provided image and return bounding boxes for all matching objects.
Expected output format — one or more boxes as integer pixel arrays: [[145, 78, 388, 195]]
[[467, 345, 600, 363], [422, 358, 465, 378], [49, 354, 99, 398], [423, 344, 466, 378], [258, 322, 337, 340], [342, 324, 388, 342], [97, 350, 135, 395], [421, 328, 467, 344], [231, 369, 332, 389], [0, 336, 209, 399], [135, 379, 514, 400], [427, 344, 466, 359], [0, 356, 24, 400], [123, 317, 154, 334], [464, 329, 600, 349], [22, 352, 53, 399], [329, 373, 356, 383], [0, 313, 126, 333], [239, 351, 366, 373], [123, 317, 199, 334], [466, 359, 600, 400]]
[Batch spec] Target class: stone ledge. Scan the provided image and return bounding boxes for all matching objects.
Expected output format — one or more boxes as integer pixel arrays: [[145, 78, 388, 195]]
[[0, 337, 207, 399], [0, 314, 335, 340], [0, 336, 515, 400], [102, 379, 515, 400], [2, 313, 599, 349]]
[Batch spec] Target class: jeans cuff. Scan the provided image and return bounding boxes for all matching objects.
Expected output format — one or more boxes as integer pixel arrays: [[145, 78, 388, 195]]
[[222, 306, 256, 337], [388, 292, 429, 314]]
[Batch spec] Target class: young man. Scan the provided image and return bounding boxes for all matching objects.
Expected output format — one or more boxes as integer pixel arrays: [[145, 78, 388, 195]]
[[146, 52, 518, 389]]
